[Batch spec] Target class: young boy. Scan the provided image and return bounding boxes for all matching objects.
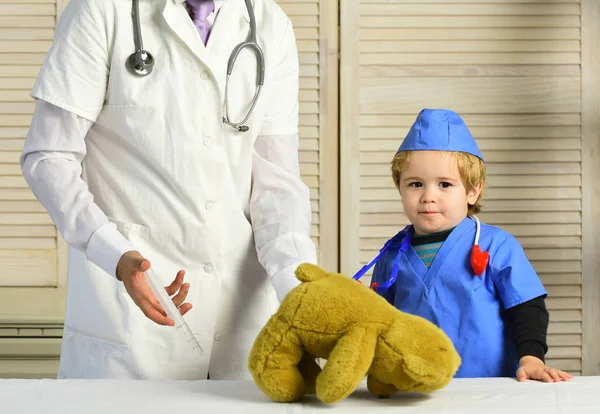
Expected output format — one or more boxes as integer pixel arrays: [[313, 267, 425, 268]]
[[369, 109, 573, 382]]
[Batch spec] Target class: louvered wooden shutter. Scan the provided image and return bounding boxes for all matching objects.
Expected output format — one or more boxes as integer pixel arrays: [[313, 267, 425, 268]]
[[0, 1, 67, 288], [341, 0, 598, 376], [0, 0, 68, 379], [277, 0, 339, 270]]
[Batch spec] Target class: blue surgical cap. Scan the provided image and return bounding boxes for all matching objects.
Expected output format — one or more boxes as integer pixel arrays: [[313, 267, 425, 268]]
[[398, 109, 484, 162]]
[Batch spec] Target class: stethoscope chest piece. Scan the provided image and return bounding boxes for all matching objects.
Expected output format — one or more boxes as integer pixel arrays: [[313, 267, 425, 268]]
[[127, 50, 155, 77], [470, 244, 489, 276]]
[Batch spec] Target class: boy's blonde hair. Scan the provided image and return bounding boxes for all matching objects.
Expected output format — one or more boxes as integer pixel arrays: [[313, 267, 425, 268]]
[[391, 151, 486, 215]]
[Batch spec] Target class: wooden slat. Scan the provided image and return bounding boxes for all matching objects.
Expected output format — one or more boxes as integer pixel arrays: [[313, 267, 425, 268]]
[[359, 40, 580, 54], [360, 125, 581, 139], [0, 225, 55, 237], [0, 200, 46, 213], [359, 78, 581, 114], [361, 114, 582, 127], [0, 5, 55, 15], [360, 199, 581, 213], [542, 274, 582, 286], [0, 212, 53, 225], [362, 174, 581, 188], [0, 28, 54, 41], [0, 337, 61, 357], [290, 15, 319, 28], [360, 4, 580, 16], [361, 162, 582, 177], [0, 249, 57, 286], [545, 359, 581, 372], [548, 335, 581, 347], [0, 238, 54, 249], [359, 0, 580, 3], [279, 3, 319, 16], [361, 53, 580, 66], [360, 16, 580, 29], [0, 102, 35, 113], [0, 41, 51, 53], [361, 28, 581, 41], [359, 212, 581, 225], [0, 16, 55, 28], [0, 359, 59, 379], [359, 188, 581, 201], [360, 65, 581, 78]]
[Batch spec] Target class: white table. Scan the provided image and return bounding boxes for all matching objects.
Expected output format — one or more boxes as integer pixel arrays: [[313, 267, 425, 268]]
[[1, 377, 599, 413]]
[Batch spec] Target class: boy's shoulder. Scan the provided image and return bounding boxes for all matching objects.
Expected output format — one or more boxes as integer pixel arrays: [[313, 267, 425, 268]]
[[477, 220, 523, 251]]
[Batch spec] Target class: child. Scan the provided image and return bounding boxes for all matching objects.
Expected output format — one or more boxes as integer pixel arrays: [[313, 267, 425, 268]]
[[367, 109, 573, 382]]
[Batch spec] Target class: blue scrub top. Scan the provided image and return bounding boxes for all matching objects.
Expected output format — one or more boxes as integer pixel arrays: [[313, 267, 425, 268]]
[[372, 217, 547, 378]]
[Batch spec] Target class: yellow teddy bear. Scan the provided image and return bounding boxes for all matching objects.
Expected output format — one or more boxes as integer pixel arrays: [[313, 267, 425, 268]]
[[248, 263, 461, 404]]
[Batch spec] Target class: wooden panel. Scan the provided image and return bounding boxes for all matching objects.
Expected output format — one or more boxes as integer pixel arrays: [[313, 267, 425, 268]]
[[0, 249, 57, 286], [0, 359, 59, 379], [276, 0, 338, 267], [0, 1, 60, 292], [0, 337, 61, 357], [0, 287, 66, 324], [580, 0, 600, 375]]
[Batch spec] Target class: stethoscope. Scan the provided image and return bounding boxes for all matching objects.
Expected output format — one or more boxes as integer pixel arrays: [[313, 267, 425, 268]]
[[126, 0, 265, 133], [353, 215, 490, 293]]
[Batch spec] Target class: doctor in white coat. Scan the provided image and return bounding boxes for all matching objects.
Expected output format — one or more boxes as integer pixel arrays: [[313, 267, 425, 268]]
[[20, 0, 317, 380]]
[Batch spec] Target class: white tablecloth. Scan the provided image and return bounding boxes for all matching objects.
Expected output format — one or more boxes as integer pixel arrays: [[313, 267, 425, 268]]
[[2, 377, 599, 413]]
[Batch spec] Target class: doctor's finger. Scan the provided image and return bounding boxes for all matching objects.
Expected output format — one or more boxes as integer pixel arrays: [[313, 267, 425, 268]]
[[178, 302, 193, 316], [140, 300, 174, 326], [164, 270, 186, 296], [170, 282, 190, 306]]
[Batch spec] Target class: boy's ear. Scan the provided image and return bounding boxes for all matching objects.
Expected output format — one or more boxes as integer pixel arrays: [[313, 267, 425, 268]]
[[467, 181, 483, 204]]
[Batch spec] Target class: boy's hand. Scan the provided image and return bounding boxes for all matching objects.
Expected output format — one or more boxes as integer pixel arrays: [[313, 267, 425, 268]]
[[516, 356, 574, 383], [116, 250, 192, 326]]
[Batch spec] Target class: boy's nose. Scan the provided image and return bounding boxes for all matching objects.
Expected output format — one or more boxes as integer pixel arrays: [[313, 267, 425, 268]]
[[420, 188, 436, 203]]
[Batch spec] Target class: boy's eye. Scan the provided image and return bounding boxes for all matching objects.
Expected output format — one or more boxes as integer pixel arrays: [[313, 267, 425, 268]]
[[439, 182, 452, 188], [409, 182, 422, 188]]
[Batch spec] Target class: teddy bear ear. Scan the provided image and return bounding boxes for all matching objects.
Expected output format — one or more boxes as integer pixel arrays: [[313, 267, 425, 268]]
[[295, 263, 328, 283]]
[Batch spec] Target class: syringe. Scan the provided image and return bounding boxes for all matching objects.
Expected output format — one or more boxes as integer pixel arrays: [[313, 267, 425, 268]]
[[144, 267, 204, 355]]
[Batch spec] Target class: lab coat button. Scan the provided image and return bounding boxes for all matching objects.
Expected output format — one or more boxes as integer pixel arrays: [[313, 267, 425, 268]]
[[200, 71, 209, 80], [214, 332, 222, 341], [204, 263, 214, 273], [205, 202, 214, 211], [203, 138, 213, 147]]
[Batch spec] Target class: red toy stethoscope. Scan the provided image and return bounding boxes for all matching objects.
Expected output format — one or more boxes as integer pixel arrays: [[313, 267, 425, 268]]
[[353, 215, 490, 293]]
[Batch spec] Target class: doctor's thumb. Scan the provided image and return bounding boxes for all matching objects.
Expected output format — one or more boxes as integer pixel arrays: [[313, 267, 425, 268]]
[[138, 258, 151, 272]]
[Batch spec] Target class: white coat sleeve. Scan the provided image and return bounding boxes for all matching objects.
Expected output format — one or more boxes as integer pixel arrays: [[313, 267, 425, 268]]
[[31, 0, 109, 121], [251, 19, 317, 303], [21, 100, 135, 280]]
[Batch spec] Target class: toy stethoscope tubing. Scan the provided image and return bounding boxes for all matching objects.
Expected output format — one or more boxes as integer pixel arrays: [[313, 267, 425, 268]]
[[126, 0, 265, 133], [353, 215, 489, 293]]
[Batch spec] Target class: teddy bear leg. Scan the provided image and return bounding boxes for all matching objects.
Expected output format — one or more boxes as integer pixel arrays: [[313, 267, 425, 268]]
[[297, 353, 321, 394], [316, 327, 377, 404], [251, 331, 309, 403], [367, 373, 398, 398]]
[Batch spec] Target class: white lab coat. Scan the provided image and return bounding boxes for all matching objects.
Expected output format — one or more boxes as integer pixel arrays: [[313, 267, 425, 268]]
[[25, 0, 316, 380]]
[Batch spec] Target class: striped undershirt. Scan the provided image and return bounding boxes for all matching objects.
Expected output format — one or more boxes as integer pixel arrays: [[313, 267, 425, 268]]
[[412, 228, 455, 268]]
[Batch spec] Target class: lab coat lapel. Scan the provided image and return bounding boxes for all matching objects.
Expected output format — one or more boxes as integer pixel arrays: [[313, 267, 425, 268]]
[[162, 0, 213, 70]]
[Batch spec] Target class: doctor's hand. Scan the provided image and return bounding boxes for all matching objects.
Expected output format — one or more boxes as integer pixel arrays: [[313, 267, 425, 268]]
[[517, 356, 574, 383], [116, 251, 192, 326]]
